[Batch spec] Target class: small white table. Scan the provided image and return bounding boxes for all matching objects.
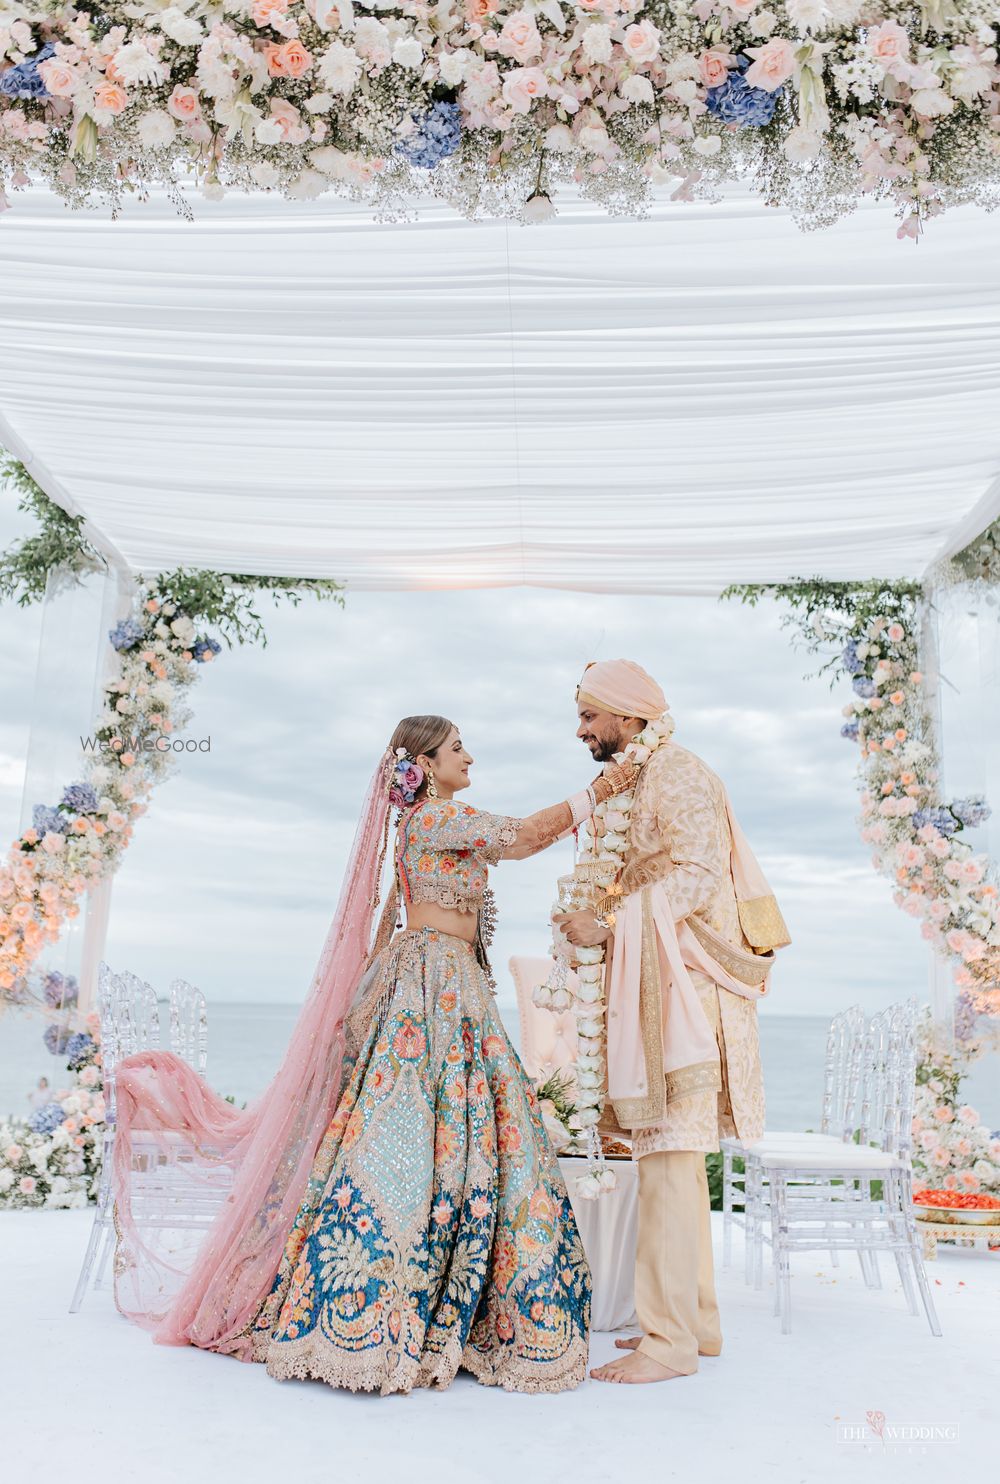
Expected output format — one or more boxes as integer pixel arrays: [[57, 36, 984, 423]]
[[558, 1155, 638, 1331]]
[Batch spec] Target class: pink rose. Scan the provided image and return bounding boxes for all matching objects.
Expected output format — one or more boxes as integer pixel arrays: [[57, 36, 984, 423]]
[[18, 1175, 37, 1194], [167, 85, 200, 121], [269, 99, 309, 142], [866, 20, 910, 70], [622, 20, 660, 65], [93, 80, 128, 115], [698, 50, 731, 89], [502, 66, 546, 113], [252, 0, 289, 23], [496, 10, 542, 63], [38, 59, 78, 97], [5, 1143, 23, 1162], [745, 38, 796, 92]]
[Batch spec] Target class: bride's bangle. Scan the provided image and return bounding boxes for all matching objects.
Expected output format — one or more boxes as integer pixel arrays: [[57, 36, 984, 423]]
[[566, 788, 596, 827]]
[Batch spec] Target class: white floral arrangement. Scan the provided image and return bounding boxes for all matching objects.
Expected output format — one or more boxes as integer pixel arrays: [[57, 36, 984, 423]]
[[836, 614, 1000, 1017], [911, 1004, 1000, 1198], [0, 1008, 105, 1209], [534, 710, 674, 1198], [1, 1, 1000, 230], [0, 589, 219, 1005]]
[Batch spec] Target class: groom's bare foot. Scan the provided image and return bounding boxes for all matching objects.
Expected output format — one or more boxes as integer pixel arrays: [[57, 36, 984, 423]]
[[590, 1351, 686, 1384], [614, 1336, 721, 1357]]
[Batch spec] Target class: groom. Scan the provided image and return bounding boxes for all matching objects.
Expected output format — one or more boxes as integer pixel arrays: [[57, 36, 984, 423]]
[[556, 659, 790, 1384]]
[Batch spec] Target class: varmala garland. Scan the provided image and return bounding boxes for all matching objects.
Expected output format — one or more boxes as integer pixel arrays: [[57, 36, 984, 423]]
[[533, 710, 675, 1199]]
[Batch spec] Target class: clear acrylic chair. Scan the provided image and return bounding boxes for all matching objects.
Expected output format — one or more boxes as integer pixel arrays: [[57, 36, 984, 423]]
[[168, 977, 208, 1075], [69, 961, 161, 1312], [752, 999, 941, 1336], [722, 1004, 866, 1277]]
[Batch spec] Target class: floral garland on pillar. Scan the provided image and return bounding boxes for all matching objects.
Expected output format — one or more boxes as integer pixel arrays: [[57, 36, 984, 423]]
[[533, 712, 674, 1198], [724, 558, 1000, 1200], [0, 455, 343, 1008], [2, 2, 1000, 231]]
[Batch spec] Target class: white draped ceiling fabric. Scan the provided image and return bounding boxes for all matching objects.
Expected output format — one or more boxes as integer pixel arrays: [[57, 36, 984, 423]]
[[1, 188, 999, 593]]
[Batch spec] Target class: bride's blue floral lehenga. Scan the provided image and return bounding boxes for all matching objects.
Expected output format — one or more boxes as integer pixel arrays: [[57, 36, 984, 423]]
[[246, 799, 592, 1394]]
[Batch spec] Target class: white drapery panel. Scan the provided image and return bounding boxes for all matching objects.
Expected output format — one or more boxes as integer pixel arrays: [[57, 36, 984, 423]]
[[1, 188, 999, 591]]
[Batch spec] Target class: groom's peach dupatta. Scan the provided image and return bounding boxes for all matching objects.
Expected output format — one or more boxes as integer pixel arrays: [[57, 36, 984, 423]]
[[605, 787, 790, 1129], [111, 751, 395, 1355]]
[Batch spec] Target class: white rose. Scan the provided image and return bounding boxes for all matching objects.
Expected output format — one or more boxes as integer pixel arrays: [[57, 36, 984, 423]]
[[288, 170, 329, 199], [61, 1095, 81, 1115], [785, 0, 827, 31], [544, 123, 574, 152], [577, 1069, 602, 1090], [255, 118, 284, 144], [693, 134, 722, 156], [578, 124, 611, 155], [304, 92, 334, 113], [318, 40, 363, 95], [620, 73, 655, 104], [581, 24, 613, 64], [112, 40, 164, 86], [550, 987, 572, 1011], [783, 124, 822, 161], [910, 88, 954, 118], [532, 983, 553, 1008], [392, 36, 423, 68], [577, 1017, 604, 1037], [354, 16, 391, 64], [136, 110, 176, 148], [0, 1169, 13, 1193], [575, 965, 602, 984], [602, 831, 628, 851], [522, 193, 557, 223], [438, 50, 469, 86], [159, 7, 204, 44], [576, 981, 603, 1004], [575, 1171, 603, 1199], [749, 7, 777, 35], [574, 947, 604, 965]]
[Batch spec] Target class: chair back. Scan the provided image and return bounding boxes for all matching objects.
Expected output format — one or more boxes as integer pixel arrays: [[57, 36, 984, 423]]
[[168, 978, 208, 1075], [96, 962, 161, 1127], [857, 998, 919, 1157], [820, 1003, 866, 1140]]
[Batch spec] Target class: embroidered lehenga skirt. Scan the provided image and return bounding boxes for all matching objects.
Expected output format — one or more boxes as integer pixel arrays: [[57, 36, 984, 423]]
[[247, 927, 591, 1394]]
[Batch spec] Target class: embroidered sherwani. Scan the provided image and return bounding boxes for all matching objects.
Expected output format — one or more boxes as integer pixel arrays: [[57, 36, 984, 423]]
[[616, 741, 766, 1157]]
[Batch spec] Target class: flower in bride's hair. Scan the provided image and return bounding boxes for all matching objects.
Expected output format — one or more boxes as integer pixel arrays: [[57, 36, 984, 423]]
[[389, 755, 424, 807]]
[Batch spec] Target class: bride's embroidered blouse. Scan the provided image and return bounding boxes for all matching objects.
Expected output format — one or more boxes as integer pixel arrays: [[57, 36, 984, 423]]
[[395, 799, 522, 915]]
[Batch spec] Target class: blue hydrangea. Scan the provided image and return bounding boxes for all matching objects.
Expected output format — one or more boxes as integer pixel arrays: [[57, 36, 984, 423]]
[[43, 971, 79, 1009], [191, 635, 222, 663], [43, 1022, 72, 1057], [841, 640, 865, 676], [852, 677, 877, 698], [950, 796, 992, 830], [912, 807, 959, 837], [61, 782, 98, 814], [65, 1032, 96, 1070], [705, 56, 782, 128], [32, 804, 68, 836], [397, 101, 463, 170], [28, 1100, 65, 1135], [109, 617, 145, 652], [0, 42, 54, 101], [840, 720, 859, 742]]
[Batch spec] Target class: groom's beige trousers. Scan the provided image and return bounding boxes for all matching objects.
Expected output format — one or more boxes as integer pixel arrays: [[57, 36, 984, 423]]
[[634, 1149, 721, 1374]]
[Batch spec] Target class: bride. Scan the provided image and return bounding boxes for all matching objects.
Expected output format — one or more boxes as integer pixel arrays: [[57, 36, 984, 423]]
[[111, 715, 637, 1396]]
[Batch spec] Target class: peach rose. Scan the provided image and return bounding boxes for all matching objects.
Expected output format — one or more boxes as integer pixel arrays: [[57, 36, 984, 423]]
[[270, 39, 314, 78], [745, 37, 796, 92], [698, 50, 731, 89], [622, 19, 660, 65], [93, 80, 128, 115], [866, 20, 910, 70], [38, 59, 78, 97], [252, 0, 289, 22], [167, 85, 200, 121], [502, 66, 546, 112]]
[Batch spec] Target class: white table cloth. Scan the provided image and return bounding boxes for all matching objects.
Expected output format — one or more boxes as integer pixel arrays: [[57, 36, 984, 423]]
[[558, 1156, 638, 1332]]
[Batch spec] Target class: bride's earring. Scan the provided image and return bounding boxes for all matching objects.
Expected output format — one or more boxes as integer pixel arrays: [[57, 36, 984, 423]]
[[426, 766, 439, 799]]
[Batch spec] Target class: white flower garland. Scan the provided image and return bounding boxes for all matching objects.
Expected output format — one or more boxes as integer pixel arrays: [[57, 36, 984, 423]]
[[534, 710, 675, 1198]]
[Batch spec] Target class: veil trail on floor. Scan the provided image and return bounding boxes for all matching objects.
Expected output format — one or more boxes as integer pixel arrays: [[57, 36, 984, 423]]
[[112, 749, 395, 1356]]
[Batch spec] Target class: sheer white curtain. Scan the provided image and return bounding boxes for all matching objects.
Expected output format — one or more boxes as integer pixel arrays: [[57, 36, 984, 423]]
[[0, 189, 998, 590]]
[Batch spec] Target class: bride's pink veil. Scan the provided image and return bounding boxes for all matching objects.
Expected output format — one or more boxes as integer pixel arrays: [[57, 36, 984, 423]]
[[112, 748, 396, 1355]]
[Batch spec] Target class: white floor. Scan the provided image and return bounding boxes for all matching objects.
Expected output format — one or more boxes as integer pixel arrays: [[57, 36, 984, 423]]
[[3, 1210, 997, 1483]]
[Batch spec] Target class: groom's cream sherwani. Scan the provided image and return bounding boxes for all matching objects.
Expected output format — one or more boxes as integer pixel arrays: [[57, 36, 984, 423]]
[[617, 740, 767, 1156]]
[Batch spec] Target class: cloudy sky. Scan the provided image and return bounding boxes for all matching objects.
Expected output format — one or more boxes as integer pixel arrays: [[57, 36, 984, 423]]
[[0, 490, 942, 1029]]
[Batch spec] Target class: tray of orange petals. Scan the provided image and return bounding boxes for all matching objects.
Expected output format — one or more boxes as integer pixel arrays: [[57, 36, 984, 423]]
[[599, 1136, 633, 1161], [912, 1189, 1000, 1225]]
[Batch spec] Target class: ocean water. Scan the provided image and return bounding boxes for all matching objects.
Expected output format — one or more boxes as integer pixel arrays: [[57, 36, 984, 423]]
[[0, 1006, 938, 1129]]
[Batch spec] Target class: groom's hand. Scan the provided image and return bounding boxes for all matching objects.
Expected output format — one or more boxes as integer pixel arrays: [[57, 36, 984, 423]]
[[553, 911, 610, 948]]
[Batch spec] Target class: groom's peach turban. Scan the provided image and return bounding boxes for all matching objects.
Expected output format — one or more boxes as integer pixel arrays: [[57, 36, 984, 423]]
[[576, 660, 667, 722]]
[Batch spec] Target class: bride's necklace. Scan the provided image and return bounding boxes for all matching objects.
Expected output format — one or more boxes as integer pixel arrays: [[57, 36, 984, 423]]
[[534, 712, 675, 1198]]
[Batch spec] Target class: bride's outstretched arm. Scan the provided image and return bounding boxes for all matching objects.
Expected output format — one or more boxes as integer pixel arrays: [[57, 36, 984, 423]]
[[500, 760, 638, 860]]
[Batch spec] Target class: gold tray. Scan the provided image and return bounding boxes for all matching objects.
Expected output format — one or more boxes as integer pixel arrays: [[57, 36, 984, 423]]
[[914, 1205, 1000, 1226]]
